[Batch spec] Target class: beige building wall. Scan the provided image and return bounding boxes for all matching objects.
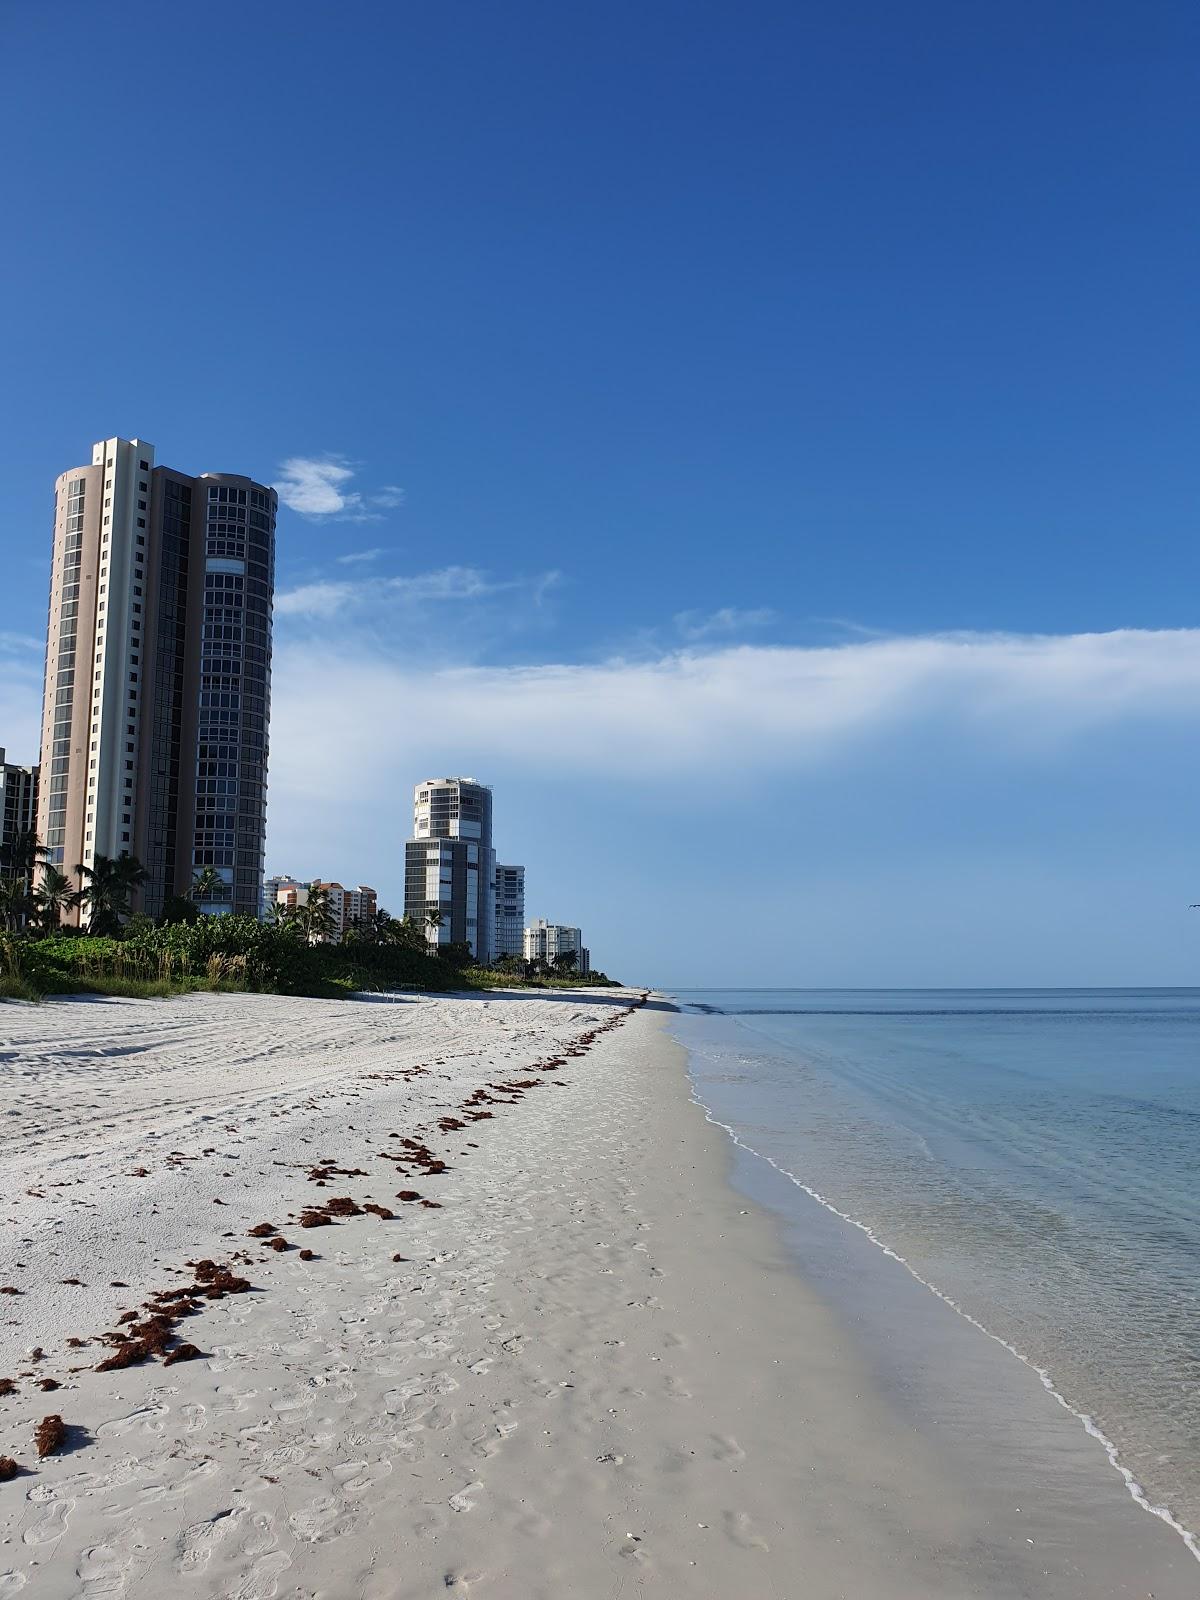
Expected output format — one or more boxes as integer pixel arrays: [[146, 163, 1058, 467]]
[[39, 439, 156, 916], [37, 438, 276, 923]]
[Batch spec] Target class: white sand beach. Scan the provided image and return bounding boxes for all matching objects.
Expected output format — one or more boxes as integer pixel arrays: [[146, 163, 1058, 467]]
[[0, 989, 1195, 1598]]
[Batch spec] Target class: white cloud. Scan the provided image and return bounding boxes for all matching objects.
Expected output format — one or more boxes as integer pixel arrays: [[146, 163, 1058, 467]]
[[274, 565, 560, 621], [0, 632, 43, 654], [275, 457, 359, 517], [674, 606, 776, 641], [268, 628, 1200, 805], [0, 636, 44, 764], [335, 547, 385, 566], [274, 457, 404, 522], [274, 581, 355, 619]]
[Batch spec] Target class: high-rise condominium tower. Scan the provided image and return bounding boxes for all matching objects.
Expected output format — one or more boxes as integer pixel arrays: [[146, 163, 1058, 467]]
[[38, 437, 276, 920], [0, 748, 39, 880], [403, 777, 496, 962], [495, 863, 525, 958]]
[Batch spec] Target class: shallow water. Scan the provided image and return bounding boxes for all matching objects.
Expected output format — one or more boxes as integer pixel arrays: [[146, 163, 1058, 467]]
[[670, 988, 1200, 1541]]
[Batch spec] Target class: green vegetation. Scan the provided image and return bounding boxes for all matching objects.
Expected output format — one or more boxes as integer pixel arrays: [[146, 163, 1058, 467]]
[[0, 916, 463, 1002], [0, 846, 621, 1003]]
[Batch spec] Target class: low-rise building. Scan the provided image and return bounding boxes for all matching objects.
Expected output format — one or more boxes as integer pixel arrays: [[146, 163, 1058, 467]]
[[524, 919, 590, 974], [267, 878, 377, 941], [316, 881, 378, 940], [262, 873, 304, 919]]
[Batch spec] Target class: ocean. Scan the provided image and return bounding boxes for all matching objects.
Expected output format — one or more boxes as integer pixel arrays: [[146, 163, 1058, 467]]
[[669, 988, 1200, 1546]]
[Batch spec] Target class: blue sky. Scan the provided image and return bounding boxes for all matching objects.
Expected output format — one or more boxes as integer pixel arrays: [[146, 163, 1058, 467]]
[[2, 0, 1198, 983]]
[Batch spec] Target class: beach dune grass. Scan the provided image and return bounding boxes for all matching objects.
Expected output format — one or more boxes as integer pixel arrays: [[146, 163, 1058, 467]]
[[0, 920, 618, 1003]]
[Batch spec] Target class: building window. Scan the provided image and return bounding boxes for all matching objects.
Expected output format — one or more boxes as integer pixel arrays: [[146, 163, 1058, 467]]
[[139, 460, 149, 470], [137, 518, 146, 528]]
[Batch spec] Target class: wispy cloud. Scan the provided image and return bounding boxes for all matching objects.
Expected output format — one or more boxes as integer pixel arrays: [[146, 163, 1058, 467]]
[[274, 565, 560, 621], [674, 606, 776, 641], [274, 456, 404, 522], [0, 632, 43, 657], [269, 627, 1200, 793], [0, 636, 45, 763], [335, 547, 385, 566]]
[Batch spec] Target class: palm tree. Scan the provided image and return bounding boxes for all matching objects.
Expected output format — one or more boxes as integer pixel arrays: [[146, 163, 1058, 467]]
[[423, 905, 444, 950], [0, 829, 49, 893], [32, 866, 81, 931], [0, 877, 26, 933], [190, 866, 226, 907], [75, 852, 149, 934], [298, 882, 334, 943], [114, 851, 149, 910], [0, 830, 51, 929]]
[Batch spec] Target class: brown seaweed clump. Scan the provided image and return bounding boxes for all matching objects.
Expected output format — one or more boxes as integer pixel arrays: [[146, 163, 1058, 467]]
[[0, 1456, 19, 1480], [396, 1190, 422, 1203], [162, 1343, 203, 1367], [298, 1249, 316, 1261], [34, 1415, 65, 1458], [247, 1223, 278, 1238], [363, 1204, 394, 1220], [0, 1379, 16, 1396]]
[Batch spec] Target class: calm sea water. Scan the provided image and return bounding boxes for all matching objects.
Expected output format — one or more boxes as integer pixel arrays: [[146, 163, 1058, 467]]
[[670, 988, 1200, 1537]]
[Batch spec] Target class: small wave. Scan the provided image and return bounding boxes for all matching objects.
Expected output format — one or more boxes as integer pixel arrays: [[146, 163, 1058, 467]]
[[686, 1080, 1200, 1565]]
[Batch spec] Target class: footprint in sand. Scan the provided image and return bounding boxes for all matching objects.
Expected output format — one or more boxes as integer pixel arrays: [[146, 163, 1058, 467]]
[[448, 1482, 483, 1513], [288, 1496, 360, 1543], [0, 1573, 27, 1595], [723, 1510, 769, 1551], [228, 1550, 291, 1600], [176, 1509, 236, 1574], [442, 1571, 486, 1593], [180, 1403, 208, 1433], [711, 1435, 746, 1462], [22, 1497, 74, 1545], [96, 1404, 167, 1440], [76, 1542, 131, 1597]]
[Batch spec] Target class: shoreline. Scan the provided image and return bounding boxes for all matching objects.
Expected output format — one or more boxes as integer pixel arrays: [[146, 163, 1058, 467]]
[[0, 990, 1195, 1596], [686, 1080, 1200, 1566]]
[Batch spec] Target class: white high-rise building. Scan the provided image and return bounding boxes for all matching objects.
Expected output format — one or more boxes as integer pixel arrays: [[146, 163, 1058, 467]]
[[495, 863, 525, 958], [524, 919, 590, 974], [403, 777, 496, 962]]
